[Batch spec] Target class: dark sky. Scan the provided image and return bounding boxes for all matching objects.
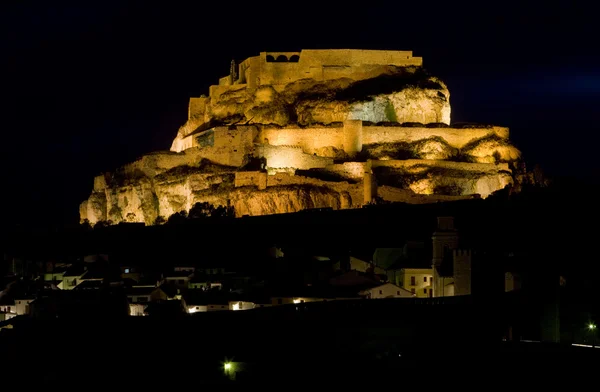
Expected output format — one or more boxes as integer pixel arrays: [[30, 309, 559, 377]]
[[2, 1, 599, 225]]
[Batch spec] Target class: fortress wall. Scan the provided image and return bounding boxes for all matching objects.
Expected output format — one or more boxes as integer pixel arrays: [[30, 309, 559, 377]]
[[254, 49, 423, 87], [323, 162, 367, 180], [212, 126, 257, 149], [188, 97, 208, 119], [255, 144, 334, 170], [371, 159, 510, 173], [120, 152, 198, 178], [258, 125, 509, 157], [363, 126, 508, 148], [258, 127, 344, 154], [208, 84, 247, 103], [343, 120, 363, 154], [234, 171, 264, 188], [377, 186, 475, 204], [363, 126, 509, 148], [299, 49, 421, 67]]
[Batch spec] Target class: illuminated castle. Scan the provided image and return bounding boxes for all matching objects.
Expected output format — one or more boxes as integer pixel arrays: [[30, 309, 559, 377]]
[[80, 49, 523, 225]]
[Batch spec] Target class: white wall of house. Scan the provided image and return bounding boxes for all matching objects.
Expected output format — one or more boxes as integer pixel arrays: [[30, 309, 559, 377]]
[[400, 268, 433, 298], [15, 299, 34, 315], [207, 304, 228, 311], [187, 305, 208, 313], [229, 301, 256, 311], [58, 274, 86, 290], [129, 303, 146, 316], [362, 283, 413, 299]]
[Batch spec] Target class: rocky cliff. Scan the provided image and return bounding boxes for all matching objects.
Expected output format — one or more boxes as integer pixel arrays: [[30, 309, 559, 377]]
[[80, 50, 525, 226]]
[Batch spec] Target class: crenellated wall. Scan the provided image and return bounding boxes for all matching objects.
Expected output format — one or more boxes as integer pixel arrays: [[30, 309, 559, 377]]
[[216, 49, 423, 94]]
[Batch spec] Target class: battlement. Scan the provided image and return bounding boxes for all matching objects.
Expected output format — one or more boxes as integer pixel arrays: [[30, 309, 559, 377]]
[[211, 49, 423, 92]]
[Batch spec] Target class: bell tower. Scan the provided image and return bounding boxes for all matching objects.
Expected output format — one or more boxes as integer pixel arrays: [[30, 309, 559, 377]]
[[431, 216, 459, 297]]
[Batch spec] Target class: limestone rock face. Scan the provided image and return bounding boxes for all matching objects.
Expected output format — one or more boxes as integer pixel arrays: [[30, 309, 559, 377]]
[[81, 50, 527, 226], [174, 69, 451, 143]]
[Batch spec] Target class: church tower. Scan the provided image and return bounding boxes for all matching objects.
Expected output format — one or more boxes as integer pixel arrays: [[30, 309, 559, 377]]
[[431, 216, 459, 297]]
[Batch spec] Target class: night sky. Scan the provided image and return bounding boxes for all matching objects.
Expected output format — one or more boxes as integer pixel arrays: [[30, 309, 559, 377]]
[[2, 1, 599, 225]]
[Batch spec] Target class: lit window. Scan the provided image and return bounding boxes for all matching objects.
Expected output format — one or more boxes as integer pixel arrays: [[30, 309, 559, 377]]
[[124, 268, 130, 274]]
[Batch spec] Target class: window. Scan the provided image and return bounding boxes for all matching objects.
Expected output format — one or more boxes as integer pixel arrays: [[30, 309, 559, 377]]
[[429, 289, 433, 297], [424, 277, 427, 282], [410, 276, 416, 286], [423, 288, 427, 294], [411, 288, 415, 294], [429, 277, 433, 283], [124, 268, 130, 274], [397, 291, 400, 295], [379, 290, 383, 295]]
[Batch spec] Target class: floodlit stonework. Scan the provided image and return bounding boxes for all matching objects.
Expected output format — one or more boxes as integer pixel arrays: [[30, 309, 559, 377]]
[[80, 49, 526, 225]]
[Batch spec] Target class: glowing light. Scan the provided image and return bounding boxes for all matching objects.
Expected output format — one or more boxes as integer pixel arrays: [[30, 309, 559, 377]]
[[224, 362, 232, 371], [589, 323, 597, 330], [293, 299, 301, 304], [232, 302, 240, 311]]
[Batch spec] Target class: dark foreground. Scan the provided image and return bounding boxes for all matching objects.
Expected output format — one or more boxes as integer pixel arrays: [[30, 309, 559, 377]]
[[2, 299, 598, 386]]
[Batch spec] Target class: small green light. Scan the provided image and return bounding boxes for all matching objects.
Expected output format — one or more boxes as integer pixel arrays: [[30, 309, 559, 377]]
[[224, 362, 232, 370], [589, 324, 597, 330]]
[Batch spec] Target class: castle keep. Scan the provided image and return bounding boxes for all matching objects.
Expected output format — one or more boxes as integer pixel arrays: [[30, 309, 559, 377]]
[[80, 49, 523, 225]]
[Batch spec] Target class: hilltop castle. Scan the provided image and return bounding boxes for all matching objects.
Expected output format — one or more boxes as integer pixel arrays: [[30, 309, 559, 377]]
[[80, 49, 524, 225]]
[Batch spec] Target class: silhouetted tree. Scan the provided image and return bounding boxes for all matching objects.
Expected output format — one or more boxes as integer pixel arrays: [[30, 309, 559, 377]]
[[80, 219, 92, 231], [93, 220, 113, 229], [188, 202, 214, 219], [167, 211, 188, 225], [153, 216, 166, 225]]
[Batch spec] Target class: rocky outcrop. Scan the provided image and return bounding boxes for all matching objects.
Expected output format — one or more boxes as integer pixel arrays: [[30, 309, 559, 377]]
[[172, 70, 451, 150], [81, 50, 527, 226]]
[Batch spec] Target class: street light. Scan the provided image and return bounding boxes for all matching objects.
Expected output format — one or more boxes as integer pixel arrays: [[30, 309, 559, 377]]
[[589, 323, 597, 330]]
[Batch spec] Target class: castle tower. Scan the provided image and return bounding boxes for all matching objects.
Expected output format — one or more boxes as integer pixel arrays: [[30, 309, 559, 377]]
[[431, 216, 459, 297], [343, 120, 363, 156], [453, 249, 472, 296]]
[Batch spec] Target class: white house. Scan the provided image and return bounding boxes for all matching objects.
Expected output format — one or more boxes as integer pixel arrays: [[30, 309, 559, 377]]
[[359, 283, 414, 299], [15, 298, 35, 315]]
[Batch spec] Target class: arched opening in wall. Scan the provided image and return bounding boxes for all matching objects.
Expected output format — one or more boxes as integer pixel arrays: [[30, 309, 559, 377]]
[[289, 55, 300, 62], [275, 55, 288, 62], [266, 55, 275, 62]]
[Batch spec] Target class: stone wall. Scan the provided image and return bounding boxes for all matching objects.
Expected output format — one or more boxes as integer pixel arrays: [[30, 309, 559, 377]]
[[218, 49, 423, 92], [254, 144, 333, 170], [234, 171, 267, 190], [323, 162, 367, 180], [188, 97, 208, 119], [370, 159, 510, 173], [258, 123, 509, 157], [363, 126, 509, 148], [258, 126, 345, 155]]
